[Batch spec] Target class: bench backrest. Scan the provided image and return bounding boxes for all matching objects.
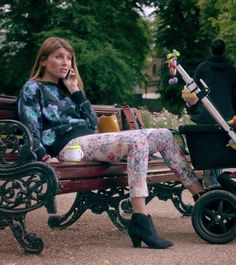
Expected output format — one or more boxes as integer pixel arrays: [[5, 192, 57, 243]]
[[0, 96, 18, 120]]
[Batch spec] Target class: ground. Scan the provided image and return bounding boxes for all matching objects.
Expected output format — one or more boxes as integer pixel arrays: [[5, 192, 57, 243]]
[[0, 191, 235, 265]]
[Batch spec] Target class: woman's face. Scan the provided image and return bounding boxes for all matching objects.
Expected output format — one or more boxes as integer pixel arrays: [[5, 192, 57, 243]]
[[42, 47, 72, 83]]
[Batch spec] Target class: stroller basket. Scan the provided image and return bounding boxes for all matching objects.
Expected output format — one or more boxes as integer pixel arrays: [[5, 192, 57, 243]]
[[179, 124, 236, 170]]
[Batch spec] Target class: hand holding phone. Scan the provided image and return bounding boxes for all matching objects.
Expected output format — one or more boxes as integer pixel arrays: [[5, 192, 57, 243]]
[[63, 68, 79, 94]]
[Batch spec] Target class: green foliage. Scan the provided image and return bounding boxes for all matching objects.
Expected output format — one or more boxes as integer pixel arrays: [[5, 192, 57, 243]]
[[149, 0, 236, 115], [79, 44, 135, 104], [197, 0, 220, 42], [0, 0, 57, 94], [210, 0, 236, 64], [2, 0, 235, 113], [0, 0, 151, 105], [197, 0, 236, 64], [151, 0, 209, 115]]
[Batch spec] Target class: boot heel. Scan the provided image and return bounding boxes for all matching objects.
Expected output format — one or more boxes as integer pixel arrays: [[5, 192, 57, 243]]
[[130, 234, 141, 248]]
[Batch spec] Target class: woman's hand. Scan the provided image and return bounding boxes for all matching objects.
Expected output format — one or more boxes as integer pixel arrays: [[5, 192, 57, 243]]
[[41, 155, 60, 163], [63, 68, 79, 94], [46, 157, 60, 163]]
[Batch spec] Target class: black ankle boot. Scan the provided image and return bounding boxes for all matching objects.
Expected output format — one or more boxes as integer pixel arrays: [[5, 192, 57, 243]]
[[193, 191, 206, 202], [128, 213, 174, 249]]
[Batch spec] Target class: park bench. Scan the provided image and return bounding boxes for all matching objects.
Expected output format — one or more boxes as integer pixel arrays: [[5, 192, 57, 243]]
[[0, 95, 203, 254]]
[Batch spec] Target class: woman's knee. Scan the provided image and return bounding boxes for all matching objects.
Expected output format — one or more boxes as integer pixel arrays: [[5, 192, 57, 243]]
[[150, 128, 174, 145], [128, 132, 149, 153], [159, 128, 173, 141]]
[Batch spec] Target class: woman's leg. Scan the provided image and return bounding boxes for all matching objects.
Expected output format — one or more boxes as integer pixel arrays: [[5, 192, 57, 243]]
[[59, 128, 204, 196], [141, 128, 205, 195], [131, 197, 147, 215], [59, 131, 173, 249], [59, 130, 150, 199]]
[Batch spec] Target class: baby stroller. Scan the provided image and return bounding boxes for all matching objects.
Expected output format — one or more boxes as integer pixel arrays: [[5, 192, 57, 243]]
[[168, 51, 236, 244]]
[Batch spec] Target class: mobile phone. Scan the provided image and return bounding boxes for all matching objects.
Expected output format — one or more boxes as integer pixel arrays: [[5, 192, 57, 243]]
[[65, 69, 71, 79]]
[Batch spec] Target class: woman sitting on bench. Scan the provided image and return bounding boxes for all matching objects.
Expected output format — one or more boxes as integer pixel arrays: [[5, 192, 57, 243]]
[[18, 36, 205, 250]]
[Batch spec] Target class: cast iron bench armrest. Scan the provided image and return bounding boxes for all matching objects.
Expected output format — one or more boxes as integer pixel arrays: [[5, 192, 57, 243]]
[[0, 119, 59, 253]]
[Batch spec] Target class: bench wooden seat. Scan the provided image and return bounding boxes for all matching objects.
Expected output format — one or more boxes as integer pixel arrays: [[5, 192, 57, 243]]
[[0, 95, 203, 254]]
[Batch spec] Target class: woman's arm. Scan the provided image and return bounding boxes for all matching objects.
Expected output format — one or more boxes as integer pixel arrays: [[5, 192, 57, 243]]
[[17, 81, 52, 160], [62, 68, 99, 130], [71, 91, 99, 130]]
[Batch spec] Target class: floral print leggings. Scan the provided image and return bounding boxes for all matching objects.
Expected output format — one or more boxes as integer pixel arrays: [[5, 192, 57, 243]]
[[59, 128, 197, 198]]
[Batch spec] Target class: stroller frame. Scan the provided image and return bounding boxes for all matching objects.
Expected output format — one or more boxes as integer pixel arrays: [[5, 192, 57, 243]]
[[170, 55, 236, 244]]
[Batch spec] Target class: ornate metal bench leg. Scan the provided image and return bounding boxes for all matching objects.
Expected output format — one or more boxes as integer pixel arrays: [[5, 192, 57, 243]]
[[48, 192, 88, 229], [120, 198, 133, 214], [48, 189, 130, 231], [10, 214, 44, 254], [171, 192, 193, 216], [99, 196, 129, 230], [90, 189, 130, 230], [147, 182, 193, 216], [0, 216, 9, 230], [105, 203, 130, 230]]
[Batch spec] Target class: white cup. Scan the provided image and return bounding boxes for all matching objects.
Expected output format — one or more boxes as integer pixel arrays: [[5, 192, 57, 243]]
[[62, 145, 84, 162]]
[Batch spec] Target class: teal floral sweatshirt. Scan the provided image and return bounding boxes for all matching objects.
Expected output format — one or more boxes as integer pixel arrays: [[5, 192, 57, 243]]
[[18, 80, 98, 160]]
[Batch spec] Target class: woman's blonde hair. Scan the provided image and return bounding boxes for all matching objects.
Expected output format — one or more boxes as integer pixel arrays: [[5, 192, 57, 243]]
[[30, 36, 83, 90]]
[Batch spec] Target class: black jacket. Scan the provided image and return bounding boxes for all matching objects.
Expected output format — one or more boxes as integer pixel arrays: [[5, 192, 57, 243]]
[[188, 55, 236, 124]]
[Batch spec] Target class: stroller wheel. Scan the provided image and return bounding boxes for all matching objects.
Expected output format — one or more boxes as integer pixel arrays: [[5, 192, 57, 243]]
[[192, 190, 236, 244]]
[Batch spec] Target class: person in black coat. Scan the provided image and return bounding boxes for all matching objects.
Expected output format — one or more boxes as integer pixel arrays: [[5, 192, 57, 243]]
[[187, 39, 236, 124]]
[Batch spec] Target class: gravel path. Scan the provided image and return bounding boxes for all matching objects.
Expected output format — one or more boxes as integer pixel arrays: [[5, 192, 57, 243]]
[[0, 192, 235, 265]]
